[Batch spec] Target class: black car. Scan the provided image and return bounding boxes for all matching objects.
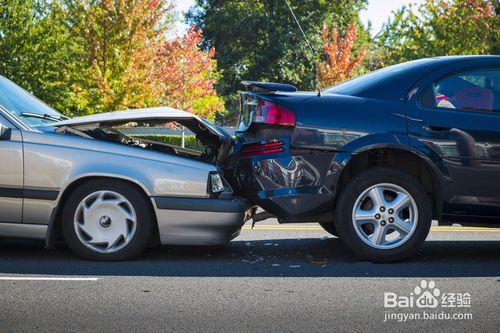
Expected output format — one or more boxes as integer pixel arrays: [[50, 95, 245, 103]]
[[229, 55, 500, 262]]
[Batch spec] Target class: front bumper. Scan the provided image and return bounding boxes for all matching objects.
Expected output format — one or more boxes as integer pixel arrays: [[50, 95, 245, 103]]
[[152, 196, 253, 245]]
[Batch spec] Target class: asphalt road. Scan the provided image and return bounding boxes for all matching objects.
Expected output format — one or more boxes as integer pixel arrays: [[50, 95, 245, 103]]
[[0, 220, 499, 333]]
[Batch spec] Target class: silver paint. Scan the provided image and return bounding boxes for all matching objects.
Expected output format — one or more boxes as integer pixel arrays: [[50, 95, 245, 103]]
[[0, 107, 246, 245], [0, 222, 47, 239], [0, 129, 23, 222], [154, 207, 247, 245]]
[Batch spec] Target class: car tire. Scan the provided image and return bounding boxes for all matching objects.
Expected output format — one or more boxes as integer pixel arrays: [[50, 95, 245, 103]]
[[334, 168, 432, 262], [62, 179, 154, 261], [319, 222, 338, 237]]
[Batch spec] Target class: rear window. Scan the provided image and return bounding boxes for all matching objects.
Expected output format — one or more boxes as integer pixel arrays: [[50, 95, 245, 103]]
[[323, 58, 434, 95]]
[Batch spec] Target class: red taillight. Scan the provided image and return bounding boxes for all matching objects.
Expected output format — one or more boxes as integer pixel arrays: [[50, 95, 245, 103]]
[[240, 140, 285, 158], [253, 100, 295, 126]]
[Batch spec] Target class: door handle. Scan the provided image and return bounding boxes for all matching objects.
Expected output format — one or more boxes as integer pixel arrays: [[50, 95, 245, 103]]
[[426, 124, 450, 132]]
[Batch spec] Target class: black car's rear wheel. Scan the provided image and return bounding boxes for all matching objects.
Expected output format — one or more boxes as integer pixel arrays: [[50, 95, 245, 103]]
[[62, 179, 154, 261], [334, 168, 432, 262]]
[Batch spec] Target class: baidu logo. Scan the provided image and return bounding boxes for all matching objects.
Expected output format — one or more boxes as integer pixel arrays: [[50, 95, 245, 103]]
[[414, 280, 440, 308], [384, 279, 471, 309]]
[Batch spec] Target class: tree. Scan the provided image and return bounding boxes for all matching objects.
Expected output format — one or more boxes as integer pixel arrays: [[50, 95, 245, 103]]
[[63, 0, 174, 115], [317, 22, 366, 89], [155, 26, 224, 121], [377, 0, 498, 66], [187, 0, 370, 122], [0, 0, 83, 114]]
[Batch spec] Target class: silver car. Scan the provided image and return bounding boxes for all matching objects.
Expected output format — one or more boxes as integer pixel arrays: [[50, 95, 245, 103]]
[[0, 75, 252, 260]]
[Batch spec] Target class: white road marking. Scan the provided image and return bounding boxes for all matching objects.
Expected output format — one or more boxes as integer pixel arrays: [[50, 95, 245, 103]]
[[0, 277, 98, 281]]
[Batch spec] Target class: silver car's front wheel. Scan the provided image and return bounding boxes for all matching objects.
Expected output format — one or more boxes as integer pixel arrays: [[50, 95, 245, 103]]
[[352, 183, 418, 250], [62, 180, 154, 261], [74, 190, 138, 254]]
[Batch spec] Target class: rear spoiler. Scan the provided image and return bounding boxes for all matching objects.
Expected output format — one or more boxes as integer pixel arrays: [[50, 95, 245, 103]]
[[241, 81, 298, 93]]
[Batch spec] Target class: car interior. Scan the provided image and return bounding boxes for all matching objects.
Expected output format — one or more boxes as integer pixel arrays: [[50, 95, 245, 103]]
[[433, 69, 500, 112]]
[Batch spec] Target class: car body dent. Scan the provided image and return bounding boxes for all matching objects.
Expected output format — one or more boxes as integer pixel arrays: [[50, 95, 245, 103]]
[[234, 150, 346, 218], [234, 92, 410, 219], [234, 56, 500, 223]]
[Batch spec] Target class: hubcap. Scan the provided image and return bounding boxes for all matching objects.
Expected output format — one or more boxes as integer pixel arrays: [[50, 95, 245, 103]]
[[351, 183, 418, 250], [74, 190, 137, 254]]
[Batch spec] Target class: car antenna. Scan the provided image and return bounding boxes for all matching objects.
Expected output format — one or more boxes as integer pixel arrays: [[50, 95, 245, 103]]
[[284, 0, 321, 97]]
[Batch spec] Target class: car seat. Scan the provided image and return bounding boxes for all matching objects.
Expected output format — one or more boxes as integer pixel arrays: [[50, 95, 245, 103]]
[[455, 86, 494, 111]]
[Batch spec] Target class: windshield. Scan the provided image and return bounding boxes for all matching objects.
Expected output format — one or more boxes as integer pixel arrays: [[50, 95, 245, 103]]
[[323, 58, 435, 95], [0, 75, 64, 127]]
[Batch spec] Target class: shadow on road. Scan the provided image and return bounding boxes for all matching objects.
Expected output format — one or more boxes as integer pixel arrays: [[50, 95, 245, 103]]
[[0, 238, 498, 278]]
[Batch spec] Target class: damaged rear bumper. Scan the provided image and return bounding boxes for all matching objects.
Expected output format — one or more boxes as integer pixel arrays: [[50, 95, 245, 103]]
[[233, 151, 351, 219]]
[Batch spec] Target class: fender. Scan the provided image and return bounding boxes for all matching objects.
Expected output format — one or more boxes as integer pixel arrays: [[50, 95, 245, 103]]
[[406, 137, 452, 180], [331, 133, 449, 207], [333, 132, 450, 179]]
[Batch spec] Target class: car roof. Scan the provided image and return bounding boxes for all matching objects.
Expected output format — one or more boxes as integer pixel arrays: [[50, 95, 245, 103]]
[[431, 55, 500, 62], [324, 55, 499, 100]]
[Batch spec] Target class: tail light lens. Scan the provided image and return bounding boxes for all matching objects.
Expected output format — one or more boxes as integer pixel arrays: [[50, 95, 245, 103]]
[[254, 100, 295, 126], [240, 140, 285, 158]]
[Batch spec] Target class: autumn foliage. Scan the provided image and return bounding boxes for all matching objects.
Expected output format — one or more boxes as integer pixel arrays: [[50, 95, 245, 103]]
[[0, 0, 223, 120], [65, 0, 171, 114], [2, 0, 497, 123], [155, 26, 224, 121], [317, 23, 366, 89]]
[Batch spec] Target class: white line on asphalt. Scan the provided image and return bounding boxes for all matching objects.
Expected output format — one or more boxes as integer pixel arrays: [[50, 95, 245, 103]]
[[0, 277, 99, 281]]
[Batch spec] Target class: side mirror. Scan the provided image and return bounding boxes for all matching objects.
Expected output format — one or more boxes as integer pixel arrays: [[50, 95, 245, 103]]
[[0, 123, 12, 140]]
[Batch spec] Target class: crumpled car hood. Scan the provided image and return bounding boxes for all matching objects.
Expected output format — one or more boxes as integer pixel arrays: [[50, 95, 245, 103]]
[[51, 106, 234, 166], [54, 106, 199, 127]]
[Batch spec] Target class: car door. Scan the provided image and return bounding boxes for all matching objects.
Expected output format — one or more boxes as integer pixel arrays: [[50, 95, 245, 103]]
[[407, 62, 500, 219], [0, 112, 23, 222]]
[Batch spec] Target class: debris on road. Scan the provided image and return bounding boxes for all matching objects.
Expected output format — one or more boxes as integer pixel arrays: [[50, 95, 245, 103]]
[[307, 258, 328, 265]]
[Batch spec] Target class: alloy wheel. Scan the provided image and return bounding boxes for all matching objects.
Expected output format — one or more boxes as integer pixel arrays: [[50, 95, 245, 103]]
[[351, 183, 418, 250]]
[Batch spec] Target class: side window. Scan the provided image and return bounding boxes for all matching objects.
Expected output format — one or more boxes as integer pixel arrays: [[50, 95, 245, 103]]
[[420, 68, 500, 113]]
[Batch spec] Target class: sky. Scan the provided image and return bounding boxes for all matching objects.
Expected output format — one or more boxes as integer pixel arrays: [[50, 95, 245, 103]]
[[173, 0, 425, 37]]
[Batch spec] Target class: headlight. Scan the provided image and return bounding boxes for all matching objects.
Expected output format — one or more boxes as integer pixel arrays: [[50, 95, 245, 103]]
[[209, 172, 225, 194]]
